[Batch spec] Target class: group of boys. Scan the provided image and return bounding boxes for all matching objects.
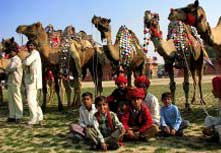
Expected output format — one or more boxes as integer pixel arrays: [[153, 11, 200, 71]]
[[70, 74, 189, 151], [5, 40, 43, 126]]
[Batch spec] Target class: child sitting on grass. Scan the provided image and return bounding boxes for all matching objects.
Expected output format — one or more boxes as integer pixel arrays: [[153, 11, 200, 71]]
[[86, 96, 125, 151], [160, 92, 189, 136], [107, 74, 129, 120], [70, 92, 97, 142], [121, 87, 158, 141]]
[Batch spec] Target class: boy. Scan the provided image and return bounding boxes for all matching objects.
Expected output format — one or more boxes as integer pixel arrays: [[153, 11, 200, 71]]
[[134, 75, 160, 126], [87, 96, 125, 151], [5, 48, 23, 123], [121, 87, 158, 141], [107, 74, 129, 114], [70, 92, 97, 142], [160, 92, 189, 136]]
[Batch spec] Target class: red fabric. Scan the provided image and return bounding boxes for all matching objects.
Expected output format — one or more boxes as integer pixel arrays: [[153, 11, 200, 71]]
[[186, 13, 196, 26], [150, 27, 162, 38], [212, 76, 221, 98], [121, 104, 153, 133], [134, 75, 150, 88], [127, 87, 145, 99], [95, 110, 114, 130], [115, 74, 128, 84]]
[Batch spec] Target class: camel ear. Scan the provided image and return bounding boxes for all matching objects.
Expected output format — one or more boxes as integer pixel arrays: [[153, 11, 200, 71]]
[[194, 0, 199, 8], [10, 37, 14, 42], [108, 19, 111, 23]]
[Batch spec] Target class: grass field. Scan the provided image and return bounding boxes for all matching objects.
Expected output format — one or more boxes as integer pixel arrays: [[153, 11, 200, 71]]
[[0, 83, 221, 153]]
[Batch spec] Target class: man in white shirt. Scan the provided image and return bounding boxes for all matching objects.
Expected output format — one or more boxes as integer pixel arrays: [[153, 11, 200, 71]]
[[134, 75, 160, 126], [23, 40, 43, 125], [5, 48, 23, 123]]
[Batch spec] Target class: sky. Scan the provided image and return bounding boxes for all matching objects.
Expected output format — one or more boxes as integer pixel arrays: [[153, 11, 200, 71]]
[[0, 0, 220, 63]]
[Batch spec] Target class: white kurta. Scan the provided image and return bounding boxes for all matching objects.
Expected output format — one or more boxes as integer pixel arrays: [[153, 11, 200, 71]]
[[23, 49, 43, 124], [144, 92, 161, 125], [6, 55, 23, 119]]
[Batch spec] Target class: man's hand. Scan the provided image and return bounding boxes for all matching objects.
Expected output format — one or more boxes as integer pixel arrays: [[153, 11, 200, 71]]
[[171, 129, 176, 135], [100, 142, 107, 151]]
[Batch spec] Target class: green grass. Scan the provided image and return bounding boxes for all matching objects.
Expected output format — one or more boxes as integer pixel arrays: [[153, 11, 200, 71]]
[[0, 83, 221, 153]]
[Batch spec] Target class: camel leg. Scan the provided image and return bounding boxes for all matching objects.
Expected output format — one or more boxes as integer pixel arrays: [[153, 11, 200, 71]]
[[183, 68, 191, 111], [167, 65, 176, 104], [72, 77, 81, 107], [0, 85, 3, 106], [191, 69, 197, 104], [65, 80, 73, 107], [197, 64, 206, 105], [54, 77, 63, 111], [127, 71, 132, 87], [41, 78, 47, 113]]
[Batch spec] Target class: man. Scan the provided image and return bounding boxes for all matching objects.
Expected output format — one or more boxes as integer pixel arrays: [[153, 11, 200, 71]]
[[5, 47, 23, 123], [23, 40, 43, 126]]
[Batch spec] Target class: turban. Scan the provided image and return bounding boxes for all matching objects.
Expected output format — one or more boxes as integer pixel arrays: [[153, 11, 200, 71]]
[[134, 75, 150, 88], [115, 74, 128, 85], [127, 87, 145, 99]]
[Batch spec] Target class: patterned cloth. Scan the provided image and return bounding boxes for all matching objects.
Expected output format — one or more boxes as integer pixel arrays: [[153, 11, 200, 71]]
[[116, 25, 136, 69]]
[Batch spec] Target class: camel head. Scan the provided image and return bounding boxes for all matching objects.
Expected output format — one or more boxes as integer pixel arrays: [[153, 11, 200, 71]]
[[91, 15, 111, 41], [144, 10, 160, 29], [1, 37, 19, 54], [168, 0, 209, 34], [16, 22, 48, 44], [144, 10, 162, 39]]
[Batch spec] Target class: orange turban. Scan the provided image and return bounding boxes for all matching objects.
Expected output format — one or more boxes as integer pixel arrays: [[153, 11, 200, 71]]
[[115, 74, 128, 85], [134, 75, 150, 88], [127, 87, 145, 99]]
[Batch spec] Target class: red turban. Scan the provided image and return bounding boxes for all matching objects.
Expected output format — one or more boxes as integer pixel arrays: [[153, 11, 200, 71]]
[[134, 75, 150, 88], [127, 87, 145, 99], [212, 76, 221, 98], [115, 74, 128, 85]]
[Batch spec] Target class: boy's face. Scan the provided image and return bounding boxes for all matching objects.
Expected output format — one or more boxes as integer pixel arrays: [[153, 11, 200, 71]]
[[131, 97, 143, 110], [96, 101, 108, 114], [9, 51, 16, 57], [27, 44, 35, 52], [162, 96, 171, 107], [82, 95, 92, 109], [117, 83, 127, 90]]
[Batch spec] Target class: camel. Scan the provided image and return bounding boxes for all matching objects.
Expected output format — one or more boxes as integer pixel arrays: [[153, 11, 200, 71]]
[[168, 0, 221, 61], [16, 22, 103, 111], [91, 16, 146, 85], [144, 10, 206, 110]]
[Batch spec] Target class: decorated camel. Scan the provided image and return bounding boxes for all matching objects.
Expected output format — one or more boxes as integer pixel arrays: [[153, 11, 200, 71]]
[[91, 16, 146, 85], [144, 10, 206, 110], [168, 0, 221, 61], [16, 22, 103, 111]]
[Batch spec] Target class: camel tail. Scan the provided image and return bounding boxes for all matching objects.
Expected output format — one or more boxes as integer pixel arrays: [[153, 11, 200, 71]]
[[217, 16, 221, 27]]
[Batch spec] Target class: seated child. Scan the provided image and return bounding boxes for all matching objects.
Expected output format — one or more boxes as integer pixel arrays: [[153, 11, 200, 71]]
[[134, 75, 160, 126], [70, 92, 97, 142], [121, 87, 158, 141], [160, 92, 189, 136], [86, 96, 125, 151], [107, 74, 129, 119]]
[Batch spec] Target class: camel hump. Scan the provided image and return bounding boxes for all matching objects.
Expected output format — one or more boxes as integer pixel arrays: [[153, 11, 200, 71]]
[[217, 16, 221, 27]]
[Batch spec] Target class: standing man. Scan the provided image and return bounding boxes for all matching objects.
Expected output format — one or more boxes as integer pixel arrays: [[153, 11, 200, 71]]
[[23, 40, 43, 125], [5, 48, 23, 123]]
